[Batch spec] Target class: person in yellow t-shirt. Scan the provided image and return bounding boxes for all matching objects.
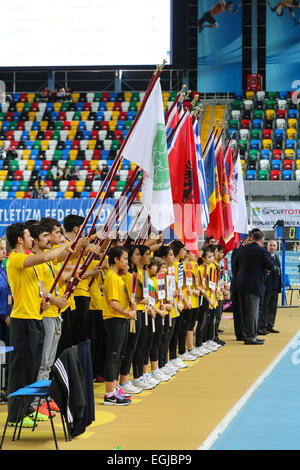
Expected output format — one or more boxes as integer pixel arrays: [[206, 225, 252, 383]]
[[102, 246, 136, 406], [195, 246, 216, 355], [213, 245, 226, 347], [6, 222, 73, 426]]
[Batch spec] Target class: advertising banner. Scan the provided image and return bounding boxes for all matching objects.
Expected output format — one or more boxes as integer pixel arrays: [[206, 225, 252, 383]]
[[250, 202, 300, 230], [266, 0, 300, 91], [197, 0, 243, 93]]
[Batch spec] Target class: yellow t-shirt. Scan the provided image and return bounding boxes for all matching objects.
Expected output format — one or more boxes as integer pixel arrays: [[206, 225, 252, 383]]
[[102, 269, 130, 320], [71, 253, 91, 298], [7, 252, 42, 320], [136, 267, 146, 312], [183, 261, 199, 309], [34, 258, 60, 318], [89, 267, 106, 311], [208, 262, 217, 309]]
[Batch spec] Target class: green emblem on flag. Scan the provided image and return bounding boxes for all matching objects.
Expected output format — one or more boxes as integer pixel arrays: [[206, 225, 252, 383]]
[[152, 123, 171, 191]]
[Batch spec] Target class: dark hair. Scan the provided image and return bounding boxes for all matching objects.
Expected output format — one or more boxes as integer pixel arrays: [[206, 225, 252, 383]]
[[215, 244, 224, 252], [137, 244, 151, 257], [154, 245, 173, 258], [252, 229, 264, 242], [6, 223, 26, 249], [199, 246, 214, 263], [63, 214, 85, 233], [169, 240, 185, 258], [126, 244, 140, 272], [24, 220, 39, 229], [108, 246, 128, 266], [29, 223, 50, 241], [153, 256, 166, 272], [40, 217, 61, 233]]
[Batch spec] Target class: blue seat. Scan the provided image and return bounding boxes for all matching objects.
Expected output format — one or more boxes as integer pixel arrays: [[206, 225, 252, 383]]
[[64, 140, 73, 150], [246, 170, 256, 180], [275, 129, 283, 141], [250, 139, 260, 150], [272, 160, 281, 170], [76, 102, 84, 111], [109, 92, 117, 102], [46, 103, 54, 111], [34, 161, 42, 171], [2, 122, 10, 132], [83, 130, 91, 140], [279, 91, 287, 99], [228, 129, 237, 138], [116, 120, 124, 130], [51, 112, 58, 121], [101, 150, 109, 160], [127, 111, 136, 121], [61, 150, 70, 160], [106, 160, 114, 169], [286, 139, 295, 149], [260, 149, 270, 160], [31, 121, 40, 130], [122, 159, 130, 170], [56, 192, 65, 198], [0, 161, 3, 170], [25, 141, 33, 149], [122, 130, 129, 139], [288, 109, 297, 119], [39, 170, 47, 180], [96, 111, 104, 121], [81, 191, 90, 198], [11, 181, 19, 191], [283, 169, 292, 180], [297, 149, 300, 158], [74, 161, 82, 169], [12, 93, 20, 102], [21, 131, 29, 141], [8, 191, 16, 199], [99, 102, 107, 111], [252, 119, 262, 129], [78, 121, 86, 131], [13, 112, 21, 121], [30, 150, 39, 159]]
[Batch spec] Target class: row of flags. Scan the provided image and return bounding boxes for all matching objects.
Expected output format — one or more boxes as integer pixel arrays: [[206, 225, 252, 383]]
[[121, 77, 248, 255]]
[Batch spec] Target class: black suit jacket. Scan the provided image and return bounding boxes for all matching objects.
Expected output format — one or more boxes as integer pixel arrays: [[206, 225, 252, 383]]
[[235, 242, 277, 298], [265, 253, 282, 294]]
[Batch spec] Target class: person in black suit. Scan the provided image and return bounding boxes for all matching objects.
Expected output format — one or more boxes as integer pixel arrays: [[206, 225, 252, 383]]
[[259, 240, 281, 334], [230, 233, 254, 341], [235, 230, 277, 345]]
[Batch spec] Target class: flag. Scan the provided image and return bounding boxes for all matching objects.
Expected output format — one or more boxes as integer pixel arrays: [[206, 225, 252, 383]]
[[225, 146, 239, 229], [233, 152, 248, 236], [168, 112, 202, 254], [121, 78, 174, 231], [204, 136, 224, 241], [165, 102, 179, 140], [193, 120, 209, 230], [216, 142, 234, 242]]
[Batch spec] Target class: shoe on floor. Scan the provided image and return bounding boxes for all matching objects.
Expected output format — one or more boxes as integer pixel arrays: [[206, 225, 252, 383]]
[[170, 358, 188, 369], [8, 416, 37, 428], [119, 381, 142, 395], [179, 352, 197, 361], [104, 393, 131, 406], [48, 399, 60, 412], [29, 410, 49, 421], [132, 377, 154, 390]]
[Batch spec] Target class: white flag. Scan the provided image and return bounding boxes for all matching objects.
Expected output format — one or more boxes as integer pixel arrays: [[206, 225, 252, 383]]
[[233, 153, 248, 235], [121, 78, 174, 231]]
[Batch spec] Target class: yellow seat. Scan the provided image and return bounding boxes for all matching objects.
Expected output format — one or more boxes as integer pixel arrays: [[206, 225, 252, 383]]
[[16, 102, 24, 112], [162, 92, 170, 102], [53, 102, 62, 112], [288, 118, 297, 129], [296, 159, 300, 170], [28, 112, 36, 121], [0, 170, 8, 181], [40, 121, 48, 131], [29, 130, 37, 141], [40, 140, 49, 151], [287, 128, 296, 139], [284, 149, 294, 158], [22, 149, 31, 160], [76, 180, 85, 192], [64, 191, 74, 199], [70, 121, 79, 131], [246, 91, 254, 100], [27, 93, 35, 103], [71, 93, 80, 103], [27, 160, 35, 170], [90, 160, 98, 171], [69, 149, 78, 160], [81, 111, 89, 121], [265, 109, 275, 120], [111, 111, 120, 121], [136, 102, 141, 111], [109, 120, 116, 131], [88, 140, 96, 150], [130, 161, 137, 170], [68, 130, 76, 140], [15, 191, 24, 199], [262, 139, 272, 149], [124, 92, 132, 102], [106, 102, 114, 111]]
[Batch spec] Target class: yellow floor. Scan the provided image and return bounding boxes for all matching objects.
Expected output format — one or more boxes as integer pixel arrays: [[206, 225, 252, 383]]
[[1, 302, 300, 451]]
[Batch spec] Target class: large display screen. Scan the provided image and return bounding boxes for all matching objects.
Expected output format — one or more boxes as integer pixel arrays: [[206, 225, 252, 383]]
[[0, 0, 172, 68]]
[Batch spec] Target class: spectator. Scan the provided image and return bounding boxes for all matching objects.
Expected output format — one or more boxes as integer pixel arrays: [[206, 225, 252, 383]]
[[63, 163, 70, 180], [40, 86, 51, 102]]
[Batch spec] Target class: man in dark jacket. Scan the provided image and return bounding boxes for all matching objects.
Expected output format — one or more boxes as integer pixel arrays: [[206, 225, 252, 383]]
[[235, 230, 277, 345], [259, 240, 281, 333]]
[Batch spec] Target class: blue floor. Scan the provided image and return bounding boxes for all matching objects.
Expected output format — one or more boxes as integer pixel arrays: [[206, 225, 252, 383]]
[[211, 334, 300, 450]]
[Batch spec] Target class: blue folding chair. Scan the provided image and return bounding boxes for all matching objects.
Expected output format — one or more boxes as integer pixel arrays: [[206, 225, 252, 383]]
[[260, 149, 270, 160], [286, 139, 295, 149], [275, 129, 283, 141], [283, 169, 292, 180], [246, 170, 256, 180], [250, 139, 260, 150], [272, 160, 281, 170], [288, 109, 297, 119]]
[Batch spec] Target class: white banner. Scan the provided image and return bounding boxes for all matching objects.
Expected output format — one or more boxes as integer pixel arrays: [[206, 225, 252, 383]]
[[250, 202, 300, 230]]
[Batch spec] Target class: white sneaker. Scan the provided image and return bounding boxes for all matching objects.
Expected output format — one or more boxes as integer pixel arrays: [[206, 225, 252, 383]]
[[119, 381, 142, 394], [203, 341, 218, 352], [132, 377, 154, 390], [189, 347, 204, 357], [143, 373, 159, 387], [166, 361, 179, 372], [170, 357, 189, 369], [196, 346, 210, 355], [160, 366, 175, 376], [151, 370, 169, 382], [210, 340, 222, 349], [179, 352, 197, 361]]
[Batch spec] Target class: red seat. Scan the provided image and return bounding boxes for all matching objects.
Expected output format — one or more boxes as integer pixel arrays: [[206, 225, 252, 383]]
[[114, 102, 122, 111], [284, 159, 293, 170], [6, 131, 14, 140], [59, 112, 66, 121], [45, 180, 52, 188], [83, 102, 91, 111], [271, 170, 280, 180], [24, 191, 30, 199], [263, 129, 272, 139], [63, 121, 70, 130], [273, 149, 282, 160], [42, 160, 51, 171], [68, 180, 77, 191], [90, 130, 99, 140], [5, 112, 13, 122], [20, 93, 28, 103], [10, 141, 18, 149], [44, 130, 53, 140], [31, 103, 39, 112], [241, 119, 250, 129], [114, 130, 122, 140], [119, 112, 127, 120], [82, 161, 90, 170], [100, 121, 109, 130], [93, 150, 101, 159], [17, 121, 25, 130], [15, 170, 23, 181], [87, 170, 94, 181], [72, 140, 80, 150], [89, 191, 98, 198], [277, 109, 286, 119], [101, 93, 110, 102]]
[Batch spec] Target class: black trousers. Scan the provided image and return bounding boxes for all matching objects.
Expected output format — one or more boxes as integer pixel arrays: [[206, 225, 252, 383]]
[[132, 311, 149, 379], [119, 310, 142, 376], [149, 315, 165, 363], [88, 309, 106, 379], [214, 301, 223, 339], [168, 315, 183, 360], [189, 307, 199, 332], [158, 317, 175, 368], [7, 318, 45, 422], [260, 290, 279, 330], [195, 298, 209, 347], [178, 309, 193, 355], [239, 291, 260, 341], [73, 296, 91, 345], [231, 283, 245, 340], [103, 317, 129, 382]]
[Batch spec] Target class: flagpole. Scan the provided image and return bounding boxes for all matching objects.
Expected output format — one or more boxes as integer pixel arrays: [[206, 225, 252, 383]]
[[124, 204, 145, 245], [46, 61, 167, 300], [164, 84, 186, 123]]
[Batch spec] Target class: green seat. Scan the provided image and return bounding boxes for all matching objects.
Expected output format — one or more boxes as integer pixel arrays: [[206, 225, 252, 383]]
[[54, 150, 62, 161], [3, 181, 11, 191], [10, 160, 18, 171], [229, 119, 239, 129], [52, 130, 60, 140], [239, 139, 248, 150], [9, 121, 18, 131], [251, 129, 260, 139], [254, 110, 263, 119], [34, 93, 40, 102], [124, 120, 133, 130], [94, 92, 102, 102], [23, 103, 32, 112], [249, 150, 258, 161], [258, 170, 268, 180], [266, 99, 275, 109], [61, 101, 70, 111], [267, 91, 277, 100], [131, 92, 140, 102], [117, 181, 126, 191], [67, 160, 75, 169], [55, 121, 63, 130], [19, 181, 28, 191], [0, 112, 6, 121], [129, 103, 137, 111], [33, 140, 41, 149], [169, 92, 178, 101], [111, 140, 120, 151], [73, 111, 81, 121], [232, 100, 242, 110]]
